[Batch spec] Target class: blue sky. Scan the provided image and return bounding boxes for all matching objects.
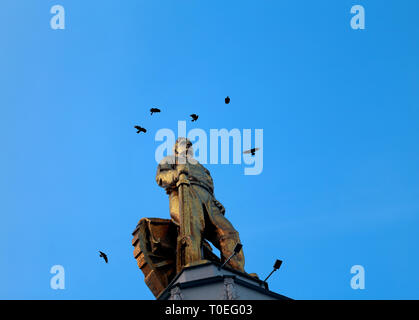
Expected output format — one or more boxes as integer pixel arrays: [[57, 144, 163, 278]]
[[0, 0, 418, 299]]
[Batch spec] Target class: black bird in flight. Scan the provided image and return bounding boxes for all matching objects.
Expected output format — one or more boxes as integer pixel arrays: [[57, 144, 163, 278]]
[[134, 126, 147, 134], [243, 148, 260, 156], [150, 108, 161, 115], [99, 251, 108, 263], [190, 114, 199, 122], [225, 96, 230, 104]]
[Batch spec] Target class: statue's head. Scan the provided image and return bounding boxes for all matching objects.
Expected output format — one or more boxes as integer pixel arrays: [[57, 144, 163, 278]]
[[173, 137, 193, 158]]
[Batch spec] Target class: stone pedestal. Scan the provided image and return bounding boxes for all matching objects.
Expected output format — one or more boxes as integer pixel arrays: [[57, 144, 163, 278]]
[[157, 262, 290, 300]]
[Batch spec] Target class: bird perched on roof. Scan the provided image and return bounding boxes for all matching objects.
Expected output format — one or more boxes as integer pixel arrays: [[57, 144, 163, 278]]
[[190, 114, 199, 122], [134, 126, 147, 134], [150, 108, 161, 115], [99, 251, 108, 263], [243, 148, 260, 156], [225, 96, 230, 104]]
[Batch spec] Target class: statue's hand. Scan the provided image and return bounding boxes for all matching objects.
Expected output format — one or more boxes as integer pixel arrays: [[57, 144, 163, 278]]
[[176, 165, 190, 188], [177, 164, 189, 177]]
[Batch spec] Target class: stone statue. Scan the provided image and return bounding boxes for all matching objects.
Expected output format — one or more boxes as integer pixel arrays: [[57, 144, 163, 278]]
[[156, 138, 245, 273], [132, 138, 248, 298]]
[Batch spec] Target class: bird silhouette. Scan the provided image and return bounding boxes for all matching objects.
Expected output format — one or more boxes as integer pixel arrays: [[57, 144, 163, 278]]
[[190, 114, 199, 122], [99, 251, 108, 263], [134, 126, 147, 134], [243, 148, 260, 156], [150, 108, 161, 115], [225, 96, 230, 104]]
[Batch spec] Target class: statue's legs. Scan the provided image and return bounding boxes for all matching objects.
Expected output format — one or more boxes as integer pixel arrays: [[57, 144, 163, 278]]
[[201, 192, 245, 272], [170, 185, 245, 272], [206, 214, 245, 272]]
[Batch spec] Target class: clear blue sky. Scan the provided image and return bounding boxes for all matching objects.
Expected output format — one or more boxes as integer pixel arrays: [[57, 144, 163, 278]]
[[0, 0, 418, 299]]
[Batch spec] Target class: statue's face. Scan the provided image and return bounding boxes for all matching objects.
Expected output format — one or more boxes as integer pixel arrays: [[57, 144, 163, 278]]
[[176, 142, 187, 155], [176, 142, 193, 157], [175, 138, 194, 160]]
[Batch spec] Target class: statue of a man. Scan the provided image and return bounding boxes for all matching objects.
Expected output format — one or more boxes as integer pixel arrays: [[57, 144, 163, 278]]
[[156, 137, 245, 272]]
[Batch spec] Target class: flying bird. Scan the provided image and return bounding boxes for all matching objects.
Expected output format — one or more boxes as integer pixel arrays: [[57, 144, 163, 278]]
[[150, 108, 161, 115], [99, 251, 108, 263], [243, 148, 260, 156], [134, 126, 147, 134], [190, 114, 199, 122], [225, 96, 230, 104]]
